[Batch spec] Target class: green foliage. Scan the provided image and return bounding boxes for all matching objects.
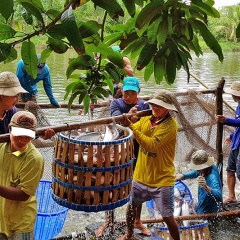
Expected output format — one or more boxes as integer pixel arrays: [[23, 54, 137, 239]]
[[0, 0, 223, 114]]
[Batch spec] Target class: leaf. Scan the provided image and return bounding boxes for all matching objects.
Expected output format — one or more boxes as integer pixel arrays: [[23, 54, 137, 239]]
[[137, 43, 157, 70], [66, 55, 93, 78], [147, 18, 161, 44], [144, 58, 154, 81], [45, 9, 61, 20], [40, 47, 52, 63], [105, 62, 122, 83], [191, 0, 220, 18], [236, 23, 240, 39], [91, 0, 124, 18], [17, 0, 45, 32], [166, 53, 176, 84], [154, 57, 165, 84], [22, 8, 33, 25], [4, 47, 17, 63], [92, 86, 109, 98], [135, 0, 164, 30], [61, 6, 85, 55], [83, 94, 90, 115], [79, 20, 100, 39], [191, 19, 223, 62], [0, 43, 12, 63], [122, 0, 136, 17], [47, 24, 66, 39], [157, 20, 168, 46], [0, 0, 13, 21], [47, 37, 69, 54], [64, 81, 79, 100], [105, 78, 114, 94], [0, 23, 16, 41], [21, 41, 38, 79]]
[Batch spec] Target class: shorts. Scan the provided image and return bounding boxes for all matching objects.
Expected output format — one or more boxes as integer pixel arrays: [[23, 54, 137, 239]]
[[0, 232, 33, 240], [129, 180, 174, 218], [226, 147, 240, 178]]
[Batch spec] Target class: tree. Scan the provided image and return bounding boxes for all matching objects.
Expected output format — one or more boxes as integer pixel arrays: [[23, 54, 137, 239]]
[[0, 0, 224, 112]]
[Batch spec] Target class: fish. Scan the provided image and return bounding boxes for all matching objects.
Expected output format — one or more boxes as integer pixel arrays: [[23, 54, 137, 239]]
[[103, 123, 119, 142], [174, 198, 183, 217], [181, 200, 190, 226]]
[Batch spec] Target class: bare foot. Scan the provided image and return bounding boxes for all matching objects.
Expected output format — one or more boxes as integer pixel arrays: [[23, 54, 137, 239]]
[[96, 223, 107, 237], [223, 197, 238, 204], [134, 222, 151, 236]]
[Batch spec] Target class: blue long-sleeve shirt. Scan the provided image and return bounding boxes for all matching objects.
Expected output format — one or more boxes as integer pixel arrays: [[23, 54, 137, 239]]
[[0, 107, 17, 134], [224, 104, 240, 150], [110, 98, 150, 117], [183, 164, 222, 214], [16, 60, 58, 105]]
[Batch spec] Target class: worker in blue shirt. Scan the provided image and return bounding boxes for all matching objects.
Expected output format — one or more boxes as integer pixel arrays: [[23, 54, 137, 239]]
[[16, 54, 59, 106], [175, 150, 222, 214]]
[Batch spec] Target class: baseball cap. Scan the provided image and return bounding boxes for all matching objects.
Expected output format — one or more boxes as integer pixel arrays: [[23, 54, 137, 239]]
[[37, 54, 45, 74], [111, 45, 122, 53], [147, 89, 178, 112], [122, 77, 140, 93], [0, 72, 28, 96], [9, 111, 37, 139]]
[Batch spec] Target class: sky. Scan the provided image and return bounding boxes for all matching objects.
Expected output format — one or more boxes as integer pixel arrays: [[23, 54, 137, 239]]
[[214, 0, 240, 9]]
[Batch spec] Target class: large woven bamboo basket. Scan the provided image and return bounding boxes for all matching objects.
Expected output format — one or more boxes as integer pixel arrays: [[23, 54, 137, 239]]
[[154, 220, 210, 240], [51, 124, 134, 212]]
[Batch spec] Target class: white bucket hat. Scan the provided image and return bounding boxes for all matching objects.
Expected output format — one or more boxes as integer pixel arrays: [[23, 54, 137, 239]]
[[225, 81, 240, 97], [0, 71, 28, 96], [147, 89, 178, 112], [189, 150, 214, 170]]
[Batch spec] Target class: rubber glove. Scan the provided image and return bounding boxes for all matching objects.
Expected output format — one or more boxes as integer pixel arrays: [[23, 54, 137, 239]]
[[197, 176, 207, 190], [175, 174, 184, 181]]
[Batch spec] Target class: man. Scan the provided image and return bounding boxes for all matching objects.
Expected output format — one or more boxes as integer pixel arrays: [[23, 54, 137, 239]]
[[0, 110, 44, 240], [0, 71, 55, 139], [111, 46, 134, 99], [215, 81, 240, 203], [16, 54, 59, 106], [96, 77, 150, 237], [118, 89, 180, 240], [175, 150, 222, 214]]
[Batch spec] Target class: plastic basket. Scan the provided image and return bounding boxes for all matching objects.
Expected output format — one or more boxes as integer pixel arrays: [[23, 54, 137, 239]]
[[34, 180, 69, 240], [146, 180, 192, 216]]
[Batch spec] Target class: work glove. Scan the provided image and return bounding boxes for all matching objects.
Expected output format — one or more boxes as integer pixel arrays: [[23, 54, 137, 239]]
[[197, 176, 207, 190], [175, 174, 184, 181]]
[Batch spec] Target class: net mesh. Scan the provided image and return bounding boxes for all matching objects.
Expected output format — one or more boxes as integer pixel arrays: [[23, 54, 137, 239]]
[[17, 89, 234, 182]]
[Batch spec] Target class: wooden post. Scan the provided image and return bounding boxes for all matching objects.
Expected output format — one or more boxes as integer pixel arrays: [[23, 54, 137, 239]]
[[216, 78, 225, 183]]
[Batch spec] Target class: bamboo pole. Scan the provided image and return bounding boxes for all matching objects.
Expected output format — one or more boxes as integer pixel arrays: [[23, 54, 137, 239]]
[[0, 109, 152, 143], [141, 209, 240, 224], [190, 72, 235, 112]]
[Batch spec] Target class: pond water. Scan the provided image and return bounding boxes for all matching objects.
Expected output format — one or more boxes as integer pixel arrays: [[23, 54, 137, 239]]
[[1, 50, 240, 239]]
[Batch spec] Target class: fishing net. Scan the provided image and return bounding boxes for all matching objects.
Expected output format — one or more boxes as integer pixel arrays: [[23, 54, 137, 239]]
[[15, 87, 234, 182]]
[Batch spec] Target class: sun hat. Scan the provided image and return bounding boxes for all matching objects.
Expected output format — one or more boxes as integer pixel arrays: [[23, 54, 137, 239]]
[[189, 150, 214, 170], [9, 110, 37, 139], [37, 54, 45, 74], [147, 89, 178, 112], [224, 81, 240, 97], [122, 77, 140, 93], [0, 71, 28, 96]]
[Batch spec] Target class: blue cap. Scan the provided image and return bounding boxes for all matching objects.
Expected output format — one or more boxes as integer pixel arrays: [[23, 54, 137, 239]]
[[111, 45, 122, 53], [122, 77, 140, 92]]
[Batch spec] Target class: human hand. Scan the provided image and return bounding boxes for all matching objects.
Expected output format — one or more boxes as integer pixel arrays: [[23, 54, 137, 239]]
[[215, 115, 226, 123], [175, 174, 184, 181], [40, 128, 55, 140], [225, 136, 232, 144], [197, 176, 207, 190], [122, 113, 132, 127]]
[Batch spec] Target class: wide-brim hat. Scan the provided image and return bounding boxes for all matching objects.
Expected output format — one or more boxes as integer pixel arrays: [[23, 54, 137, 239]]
[[224, 81, 240, 97], [189, 150, 214, 170], [0, 72, 28, 96], [147, 90, 178, 112]]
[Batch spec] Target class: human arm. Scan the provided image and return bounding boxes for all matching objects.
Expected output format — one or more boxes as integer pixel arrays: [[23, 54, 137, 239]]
[[123, 56, 134, 76], [42, 66, 59, 106], [37, 128, 55, 140], [0, 185, 29, 201]]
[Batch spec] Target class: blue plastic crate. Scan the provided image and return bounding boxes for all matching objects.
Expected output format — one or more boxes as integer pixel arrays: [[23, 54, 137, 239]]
[[34, 180, 69, 240], [146, 180, 192, 216]]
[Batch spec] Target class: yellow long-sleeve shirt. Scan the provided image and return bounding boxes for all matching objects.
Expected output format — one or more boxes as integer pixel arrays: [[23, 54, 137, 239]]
[[129, 115, 178, 187]]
